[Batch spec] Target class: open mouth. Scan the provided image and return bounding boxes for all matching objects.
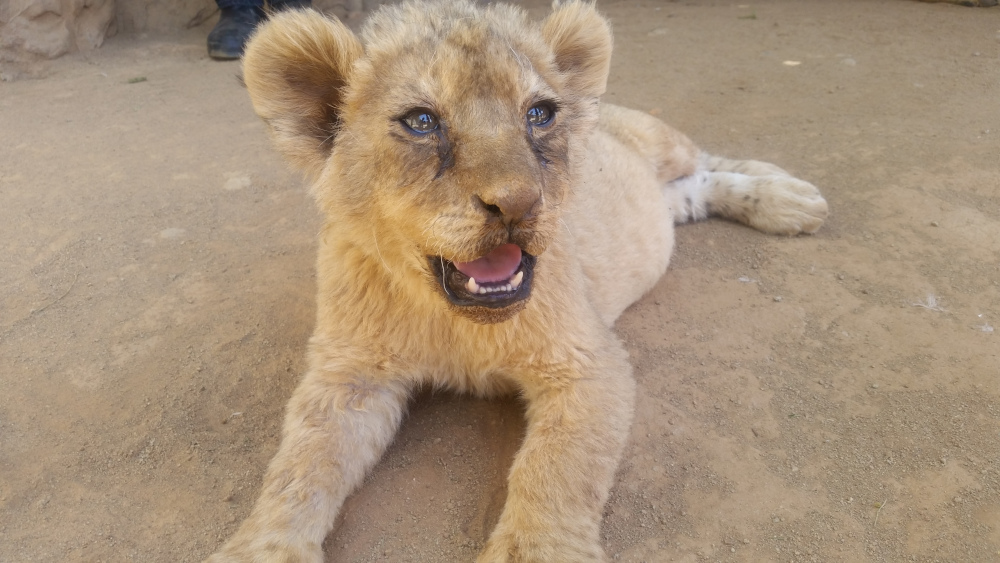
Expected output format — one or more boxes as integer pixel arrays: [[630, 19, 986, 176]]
[[429, 243, 535, 309]]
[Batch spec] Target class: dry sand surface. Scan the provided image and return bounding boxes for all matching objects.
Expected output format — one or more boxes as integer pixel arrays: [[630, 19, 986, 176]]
[[2, 1, 999, 561]]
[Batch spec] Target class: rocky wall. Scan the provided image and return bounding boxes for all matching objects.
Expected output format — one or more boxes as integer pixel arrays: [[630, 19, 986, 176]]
[[0, 0, 388, 67], [1, 0, 117, 59]]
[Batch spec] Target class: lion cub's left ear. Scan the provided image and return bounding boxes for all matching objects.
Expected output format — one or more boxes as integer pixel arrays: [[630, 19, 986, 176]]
[[541, 0, 613, 99], [242, 10, 363, 179]]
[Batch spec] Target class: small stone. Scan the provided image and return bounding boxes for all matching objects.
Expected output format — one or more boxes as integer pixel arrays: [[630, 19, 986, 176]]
[[223, 175, 252, 191], [930, 221, 939, 227], [159, 227, 185, 239], [773, 296, 783, 302]]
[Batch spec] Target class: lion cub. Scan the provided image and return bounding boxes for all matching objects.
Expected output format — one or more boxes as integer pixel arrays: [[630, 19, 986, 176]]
[[207, 1, 827, 561]]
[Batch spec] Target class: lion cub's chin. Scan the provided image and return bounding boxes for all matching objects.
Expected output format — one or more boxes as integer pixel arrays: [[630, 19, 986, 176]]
[[447, 300, 531, 324], [428, 247, 537, 324]]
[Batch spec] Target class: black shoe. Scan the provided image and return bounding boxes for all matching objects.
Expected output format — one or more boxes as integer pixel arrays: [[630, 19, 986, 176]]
[[207, 7, 261, 60], [262, 0, 311, 16]]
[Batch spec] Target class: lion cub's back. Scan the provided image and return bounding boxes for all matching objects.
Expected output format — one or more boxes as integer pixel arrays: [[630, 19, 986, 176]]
[[562, 104, 691, 326]]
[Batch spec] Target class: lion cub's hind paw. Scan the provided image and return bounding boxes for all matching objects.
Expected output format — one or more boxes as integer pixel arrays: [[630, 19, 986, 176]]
[[746, 175, 828, 235], [706, 172, 828, 236], [750, 176, 829, 235]]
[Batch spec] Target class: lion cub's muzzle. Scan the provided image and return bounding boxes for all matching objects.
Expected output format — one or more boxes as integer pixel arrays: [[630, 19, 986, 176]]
[[429, 243, 536, 313]]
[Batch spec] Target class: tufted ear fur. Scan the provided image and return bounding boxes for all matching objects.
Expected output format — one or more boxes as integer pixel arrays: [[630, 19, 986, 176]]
[[541, 1, 613, 99], [242, 9, 363, 179]]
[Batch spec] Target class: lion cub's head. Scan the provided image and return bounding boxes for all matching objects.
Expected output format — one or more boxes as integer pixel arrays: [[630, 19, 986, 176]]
[[242, 0, 612, 323]]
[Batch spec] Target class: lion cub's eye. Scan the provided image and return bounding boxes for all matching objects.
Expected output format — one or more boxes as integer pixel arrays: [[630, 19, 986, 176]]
[[526, 103, 555, 127], [401, 110, 439, 134]]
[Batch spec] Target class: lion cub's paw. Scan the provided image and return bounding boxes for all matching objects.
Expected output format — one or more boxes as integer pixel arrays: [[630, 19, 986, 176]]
[[476, 535, 607, 563], [204, 544, 321, 563], [728, 174, 828, 236]]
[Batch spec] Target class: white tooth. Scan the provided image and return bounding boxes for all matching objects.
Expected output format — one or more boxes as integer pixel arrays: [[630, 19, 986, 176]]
[[466, 277, 479, 294], [479, 287, 487, 295], [510, 271, 524, 289], [505, 284, 512, 292]]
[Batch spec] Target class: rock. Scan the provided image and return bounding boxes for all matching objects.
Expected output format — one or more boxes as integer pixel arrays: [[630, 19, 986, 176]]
[[0, 0, 402, 76], [1, 0, 392, 65], [223, 175, 251, 191], [0, 0, 117, 60]]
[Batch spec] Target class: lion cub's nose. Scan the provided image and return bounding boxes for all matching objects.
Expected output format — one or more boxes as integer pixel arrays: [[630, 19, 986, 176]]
[[476, 189, 541, 226]]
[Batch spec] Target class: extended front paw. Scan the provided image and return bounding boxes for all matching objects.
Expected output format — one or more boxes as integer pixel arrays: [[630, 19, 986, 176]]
[[476, 533, 608, 563], [204, 540, 323, 563]]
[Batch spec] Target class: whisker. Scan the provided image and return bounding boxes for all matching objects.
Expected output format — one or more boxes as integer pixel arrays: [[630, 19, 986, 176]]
[[559, 217, 573, 237], [439, 255, 450, 296], [372, 227, 393, 275]]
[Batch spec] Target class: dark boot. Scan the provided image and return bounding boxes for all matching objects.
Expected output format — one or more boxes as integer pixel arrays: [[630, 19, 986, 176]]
[[263, 0, 311, 15], [207, 7, 261, 60]]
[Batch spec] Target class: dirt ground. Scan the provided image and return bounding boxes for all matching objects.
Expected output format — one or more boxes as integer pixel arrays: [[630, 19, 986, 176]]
[[1, 1, 999, 561]]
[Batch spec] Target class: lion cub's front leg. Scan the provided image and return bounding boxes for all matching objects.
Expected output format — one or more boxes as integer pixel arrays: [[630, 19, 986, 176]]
[[478, 341, 635, 563], [207, 370, 410, 563]]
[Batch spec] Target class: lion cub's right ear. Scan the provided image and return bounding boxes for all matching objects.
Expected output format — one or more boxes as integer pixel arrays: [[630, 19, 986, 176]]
[[242, 10, 363, 179]]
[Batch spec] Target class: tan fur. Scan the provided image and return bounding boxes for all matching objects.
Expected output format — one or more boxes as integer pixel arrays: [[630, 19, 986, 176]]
[[207, 1, 827, 561]]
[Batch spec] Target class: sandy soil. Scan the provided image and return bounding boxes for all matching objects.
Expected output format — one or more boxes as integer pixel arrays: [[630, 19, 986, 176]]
[[1, 1, 998, 561]]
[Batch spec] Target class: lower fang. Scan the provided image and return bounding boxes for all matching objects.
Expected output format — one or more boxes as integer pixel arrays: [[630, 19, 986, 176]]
[[510, 270, 524, 289], [467, 277, 480, 293]]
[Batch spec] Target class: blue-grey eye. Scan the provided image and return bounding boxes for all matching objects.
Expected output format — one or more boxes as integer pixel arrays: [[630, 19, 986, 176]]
[[402, 110, 439, 134], [527, 103, 554, 127]]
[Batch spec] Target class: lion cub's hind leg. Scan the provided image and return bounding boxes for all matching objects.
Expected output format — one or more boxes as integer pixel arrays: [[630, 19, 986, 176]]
[[668, 153, 828, 235]]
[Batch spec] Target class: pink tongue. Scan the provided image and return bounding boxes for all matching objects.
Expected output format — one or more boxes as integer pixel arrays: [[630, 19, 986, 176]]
[[454, 244, 522, 283]]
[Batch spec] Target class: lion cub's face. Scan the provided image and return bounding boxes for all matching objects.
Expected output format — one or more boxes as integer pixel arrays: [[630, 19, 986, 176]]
[[242, 1, 613, 323]]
